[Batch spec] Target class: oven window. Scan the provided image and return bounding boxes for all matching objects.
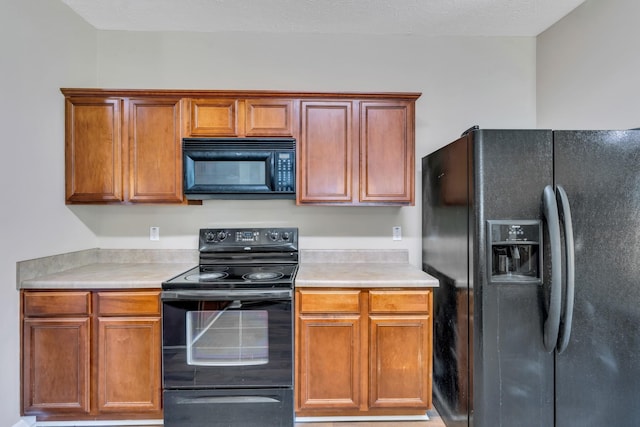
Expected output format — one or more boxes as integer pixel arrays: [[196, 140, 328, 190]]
[[194, 161, 266, 186], [186, 310, 269, 366]]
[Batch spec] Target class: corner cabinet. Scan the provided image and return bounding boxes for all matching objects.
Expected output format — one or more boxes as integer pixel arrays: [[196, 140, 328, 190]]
[[21, 290, 162, 422], [295, 288, 432, 417], [298, 98, 417, 206]]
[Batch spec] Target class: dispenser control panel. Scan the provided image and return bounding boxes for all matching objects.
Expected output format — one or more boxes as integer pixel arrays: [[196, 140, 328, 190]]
[[487, 220, 542, 284]]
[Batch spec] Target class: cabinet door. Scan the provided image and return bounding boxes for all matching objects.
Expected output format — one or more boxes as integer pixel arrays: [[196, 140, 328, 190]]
[[368, 315, 431, 409], [96, 317, 161, 414], [127, 98, 183, 203], [298, 101, 355, 204], [23, 317, 91, 415], [65, 97, 123, 203], [297, 315, 362, 410], [188, 98, 239, 136], [359, 101, 414, 205], [245, 99, 296, 136]]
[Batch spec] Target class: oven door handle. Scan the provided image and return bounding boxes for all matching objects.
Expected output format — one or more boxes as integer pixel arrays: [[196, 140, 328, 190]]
[[161, 289, 292, 301], [174, 395, 284, 405]]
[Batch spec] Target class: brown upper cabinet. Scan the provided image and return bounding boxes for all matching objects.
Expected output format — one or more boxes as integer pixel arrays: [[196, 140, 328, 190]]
[[61, 89, 420, 206], [65, 96, 124, 203], [127, 98, 183, 203], [188, 98, 296, 137], [298, 98, 417, 206], [63, 90, 184, 204]]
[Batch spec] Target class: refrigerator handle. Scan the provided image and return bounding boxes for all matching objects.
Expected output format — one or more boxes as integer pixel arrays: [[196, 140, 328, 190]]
[[542, 185, 562, 352], [555, 185, 575, 354]]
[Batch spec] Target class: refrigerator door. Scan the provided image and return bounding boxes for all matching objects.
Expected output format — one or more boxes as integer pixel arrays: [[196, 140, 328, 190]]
[[553, 130, 640, 427], [424, 130, 557, 427], [472, 130, 555, 427]]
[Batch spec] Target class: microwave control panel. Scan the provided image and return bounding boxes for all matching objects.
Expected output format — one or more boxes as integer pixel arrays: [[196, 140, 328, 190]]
[[275, 152, 295, 192]]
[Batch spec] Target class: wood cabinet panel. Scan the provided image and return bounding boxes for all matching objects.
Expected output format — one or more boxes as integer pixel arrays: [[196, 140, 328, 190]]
[[21, 290, 163, 421], [96, 291, 161, 316], [297, 315, 362, 410], [299, 290, 361, 313], [295, 288, 432, 417], [369, 290, 431, 313], [23, 291, 91, 316], [298, 101, 355, 203], [128, 98, 183, 203], [97, 317, 161, 413], [245, 99, 295, 136], [359, 101, 414, 204], [65, 97, 123, 203], [189, 98, 239, 136], [369, 315, 431, 408], [22, 317, 91, 415]]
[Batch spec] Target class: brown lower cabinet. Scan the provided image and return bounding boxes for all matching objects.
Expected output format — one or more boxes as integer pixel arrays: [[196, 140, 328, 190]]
[[295, 288, 432, 417], [21, 290, 162, 421]]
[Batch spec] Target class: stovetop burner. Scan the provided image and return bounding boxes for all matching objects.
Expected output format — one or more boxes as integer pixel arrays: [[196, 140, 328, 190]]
[[243, 271, 284, 281], [184, 271, 229, 281]]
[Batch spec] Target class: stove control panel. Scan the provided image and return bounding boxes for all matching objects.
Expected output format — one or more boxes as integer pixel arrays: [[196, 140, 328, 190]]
[[199, 227, 298, 251]]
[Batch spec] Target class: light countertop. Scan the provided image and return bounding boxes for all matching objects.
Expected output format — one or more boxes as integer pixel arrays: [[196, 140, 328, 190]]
[[19, 262, 194, 289], [296, 249, 438, 288], [17, 248, 437, 290], [295, 262, 438, 288]]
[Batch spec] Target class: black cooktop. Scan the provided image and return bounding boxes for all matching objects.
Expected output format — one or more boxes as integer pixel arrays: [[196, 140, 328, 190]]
[[163, 227, 299, 290], [162, 264, 298, 290]]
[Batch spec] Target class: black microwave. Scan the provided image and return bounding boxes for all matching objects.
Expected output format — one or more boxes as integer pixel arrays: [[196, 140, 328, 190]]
[[183, 138, 296, 199]]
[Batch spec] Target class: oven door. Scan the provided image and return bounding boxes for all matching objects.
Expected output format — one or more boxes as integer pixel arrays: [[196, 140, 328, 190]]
[[161, 289, 292, 389]]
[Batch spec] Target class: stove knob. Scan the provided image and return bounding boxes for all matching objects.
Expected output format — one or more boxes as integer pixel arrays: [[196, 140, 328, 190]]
[[282, 232, 290, 241], [217, 231, 227, 241], [204, 231, 216, 242], [269, 231, 279, 241]]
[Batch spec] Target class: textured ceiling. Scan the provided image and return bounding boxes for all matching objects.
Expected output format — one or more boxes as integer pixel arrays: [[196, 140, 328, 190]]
[[60, 0, 586, 37]]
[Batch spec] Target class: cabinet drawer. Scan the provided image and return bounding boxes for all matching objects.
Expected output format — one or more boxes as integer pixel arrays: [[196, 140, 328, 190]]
[[298, 290, 361, 313], [96, 291, 160, 316], [23, 291, 91, 316], [369, 290, 431, 313]]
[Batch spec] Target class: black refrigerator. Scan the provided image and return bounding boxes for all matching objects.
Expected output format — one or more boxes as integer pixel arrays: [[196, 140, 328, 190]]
[[422, 128, 640, 427]]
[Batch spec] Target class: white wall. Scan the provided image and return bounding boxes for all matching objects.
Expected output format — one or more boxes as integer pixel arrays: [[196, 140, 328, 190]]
[[0, 1, 97, 424], [86, 32, 537, 265], [537, 0, 640, 129]]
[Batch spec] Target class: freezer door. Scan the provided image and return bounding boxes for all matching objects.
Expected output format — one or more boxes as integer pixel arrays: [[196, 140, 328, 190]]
[[553, 130, 640, 427], [472, 130, 555, 427]]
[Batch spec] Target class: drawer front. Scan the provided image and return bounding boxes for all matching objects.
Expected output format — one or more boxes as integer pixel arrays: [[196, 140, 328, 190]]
[[96, 291, 161, 316], [298, 290, 361, 313], [23, 291, 91, 316], [369, 290, 431, 313]]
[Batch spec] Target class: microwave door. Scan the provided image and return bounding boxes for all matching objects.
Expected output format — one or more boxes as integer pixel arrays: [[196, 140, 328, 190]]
[[182, 138, 295, 200]]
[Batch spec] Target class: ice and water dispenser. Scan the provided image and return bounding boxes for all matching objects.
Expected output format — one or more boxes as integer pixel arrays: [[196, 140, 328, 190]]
[[487, 220, 542, 284]]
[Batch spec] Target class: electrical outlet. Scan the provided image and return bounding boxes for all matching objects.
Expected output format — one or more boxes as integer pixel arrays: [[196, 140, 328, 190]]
[[393, 226, 402, 241], [150, 226, 160, 241]]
